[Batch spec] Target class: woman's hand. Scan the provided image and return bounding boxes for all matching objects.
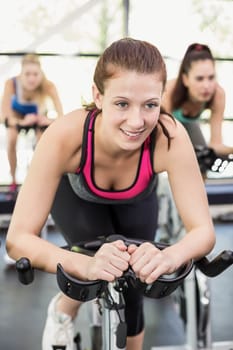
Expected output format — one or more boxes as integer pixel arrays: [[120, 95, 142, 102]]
[[85, 240, 130, 282], [19, 113, 37, 126], [209, 142, 233, 156], [128, 243, 179, 284], [37, 114, 54, 126]]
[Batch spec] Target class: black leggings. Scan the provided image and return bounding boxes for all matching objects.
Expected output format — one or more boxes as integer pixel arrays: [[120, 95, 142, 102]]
[[51, 175, 159, 336]]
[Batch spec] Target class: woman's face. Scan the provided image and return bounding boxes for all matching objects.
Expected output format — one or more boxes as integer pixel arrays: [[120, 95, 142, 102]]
[[93, 69, 163, 152], [20, 63, 43, 91], [182, 59, 217, 103]]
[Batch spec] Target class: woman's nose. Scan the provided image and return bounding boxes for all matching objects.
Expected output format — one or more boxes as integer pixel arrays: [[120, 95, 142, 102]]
[[126, 109, 144, 129]]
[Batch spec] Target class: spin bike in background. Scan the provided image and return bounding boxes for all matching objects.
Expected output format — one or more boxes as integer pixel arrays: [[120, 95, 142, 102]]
[[194, 144, 233, 176], [156, 141, 233, 350], [16, 234, 233, 350], [185, 145, 233, 350], [183, 120, 233, 177]]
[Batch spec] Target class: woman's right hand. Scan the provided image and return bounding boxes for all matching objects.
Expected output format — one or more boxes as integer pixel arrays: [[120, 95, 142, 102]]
[[19, 113, 37, 126], [85, 240, 130, 282]]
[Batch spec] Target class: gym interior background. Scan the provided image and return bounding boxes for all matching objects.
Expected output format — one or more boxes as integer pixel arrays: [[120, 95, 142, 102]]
[[0, 1, 233, 349]]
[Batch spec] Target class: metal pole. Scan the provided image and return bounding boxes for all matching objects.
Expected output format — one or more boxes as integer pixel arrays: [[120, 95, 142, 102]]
[[122, 0, 130, 37]]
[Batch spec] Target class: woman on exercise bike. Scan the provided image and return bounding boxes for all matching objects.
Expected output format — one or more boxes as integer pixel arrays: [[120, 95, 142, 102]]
[[1, 53, 63, 192], [6, 38, 215, 350], [162, 43, 233, 158]]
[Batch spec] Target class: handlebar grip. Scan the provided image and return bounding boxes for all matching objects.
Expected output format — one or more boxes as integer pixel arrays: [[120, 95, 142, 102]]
[[16, 257, 34, 284], [195, 250, 233, 277], [57, 263, 107, 301]]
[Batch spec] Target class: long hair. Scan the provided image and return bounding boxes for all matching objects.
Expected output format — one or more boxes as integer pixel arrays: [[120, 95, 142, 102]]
[[171, 43, 214, 110]]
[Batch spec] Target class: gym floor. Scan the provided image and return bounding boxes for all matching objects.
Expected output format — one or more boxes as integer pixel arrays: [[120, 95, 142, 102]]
[[0, 219, 233, 350]]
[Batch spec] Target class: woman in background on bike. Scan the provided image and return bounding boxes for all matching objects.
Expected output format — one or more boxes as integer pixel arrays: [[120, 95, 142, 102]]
[[1, 53, 63, 192], [6, 38, 215, 350], [162, 43, 233, 156]]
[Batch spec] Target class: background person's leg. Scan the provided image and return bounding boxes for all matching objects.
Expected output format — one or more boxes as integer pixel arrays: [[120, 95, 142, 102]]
[[6, 127, 18, 189]]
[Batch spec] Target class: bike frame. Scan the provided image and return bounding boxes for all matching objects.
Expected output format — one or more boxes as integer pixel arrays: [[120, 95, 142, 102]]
[[102, 282, 127, 350]]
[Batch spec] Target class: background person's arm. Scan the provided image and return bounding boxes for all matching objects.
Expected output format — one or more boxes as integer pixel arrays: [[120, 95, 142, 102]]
[[161, 79, 176, 114], [209, 84, 233, 155], [47, 80, 64, 118], [1, 78, 15, 123]]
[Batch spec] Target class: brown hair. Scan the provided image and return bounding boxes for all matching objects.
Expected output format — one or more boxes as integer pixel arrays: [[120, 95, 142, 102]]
[[94, 37, 167, 94], [171, 43, 215, 110], [85, 37, 174, 148]]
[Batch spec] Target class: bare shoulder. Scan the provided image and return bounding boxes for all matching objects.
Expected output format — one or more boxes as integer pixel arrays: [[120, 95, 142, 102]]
[[4, 77, 15, 91], [44, 108, 86, 143], [164, 78, 177, 93], [45, 79, 58, 93], [154, 114, 192, 172], [210, 82, 225, 111], [215, 82, 225, 99], [158, 113, 178, 137], [36, 108, 88, 171]]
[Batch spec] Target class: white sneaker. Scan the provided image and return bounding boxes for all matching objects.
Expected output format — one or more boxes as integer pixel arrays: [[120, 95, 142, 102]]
[[42, 293, 75, 350], [4, 252, 16, 266]]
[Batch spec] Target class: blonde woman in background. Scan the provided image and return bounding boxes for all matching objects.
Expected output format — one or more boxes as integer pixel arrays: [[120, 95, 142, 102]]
[[1, 53, 63, 192]]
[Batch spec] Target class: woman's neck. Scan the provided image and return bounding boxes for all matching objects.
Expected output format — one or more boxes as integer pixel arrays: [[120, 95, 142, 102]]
[[182, 99, 204, 116]]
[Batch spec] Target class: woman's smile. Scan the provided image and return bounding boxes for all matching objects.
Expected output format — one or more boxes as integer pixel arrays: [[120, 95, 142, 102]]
[[120, 127, 146, 138]]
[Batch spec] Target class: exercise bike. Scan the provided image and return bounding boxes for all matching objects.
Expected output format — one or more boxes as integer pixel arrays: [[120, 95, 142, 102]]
[[156, 144, 233, 349], [16, 234, 233, 350], [194, 145, 233, 176]]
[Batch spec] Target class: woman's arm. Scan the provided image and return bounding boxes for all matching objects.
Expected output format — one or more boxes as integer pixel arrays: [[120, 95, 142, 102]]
[[158, 118, 215, 258], [1, 78, 15, 122], [132, 117, 216, 283], [209, 84, 233, 154], [6, 113, 82, 271], [47, 81, 64, 118], [6, 111, 129, 281]]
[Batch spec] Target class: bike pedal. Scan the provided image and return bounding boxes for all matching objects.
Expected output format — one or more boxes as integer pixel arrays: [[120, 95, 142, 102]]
[[116, 322, 127, 348], [74, 332, 82, 350]]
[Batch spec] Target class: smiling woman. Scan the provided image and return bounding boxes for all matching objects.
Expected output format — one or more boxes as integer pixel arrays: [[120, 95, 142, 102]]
[[91, 70, 163, 153], [6, 37, 215, 350]]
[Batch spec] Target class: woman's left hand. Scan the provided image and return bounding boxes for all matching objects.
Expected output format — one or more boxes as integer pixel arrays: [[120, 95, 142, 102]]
[[19, 113, 37, 126], [128, 243, 178, 284], [37, 114, 53, 126]]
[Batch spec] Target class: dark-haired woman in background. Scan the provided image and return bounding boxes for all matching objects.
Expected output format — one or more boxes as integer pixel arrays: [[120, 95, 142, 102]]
[[162, 43, 233, 157]]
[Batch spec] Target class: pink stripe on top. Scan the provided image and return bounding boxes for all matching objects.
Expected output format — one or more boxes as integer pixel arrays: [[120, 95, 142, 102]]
[[79, 112, 153, 200]]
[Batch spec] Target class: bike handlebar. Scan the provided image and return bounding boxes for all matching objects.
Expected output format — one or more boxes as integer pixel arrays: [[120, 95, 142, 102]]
[[195, 250, 233, 277], [15, 235, 233, 301], [194, 145, 233, 173]]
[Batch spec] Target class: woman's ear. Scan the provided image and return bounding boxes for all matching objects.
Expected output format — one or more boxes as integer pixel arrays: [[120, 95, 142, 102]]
[[182, 73, 189, 87], [92, 84, 103, 110]]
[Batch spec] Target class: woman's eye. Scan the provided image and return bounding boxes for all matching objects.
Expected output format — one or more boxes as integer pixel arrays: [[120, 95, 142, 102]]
[[116, 102, 128, 108], [209, 75, 215, 81], [146, 103, 158, 109]]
